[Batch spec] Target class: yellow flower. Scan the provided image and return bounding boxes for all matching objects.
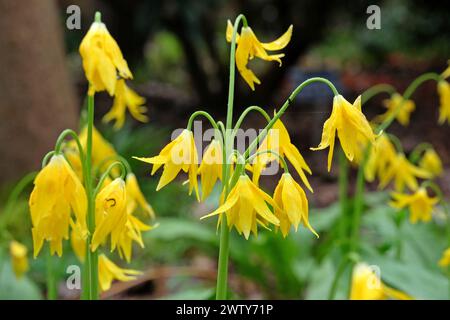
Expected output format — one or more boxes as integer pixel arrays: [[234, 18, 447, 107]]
[[272, 173, 317, 238], [375, 93, 415, 126], [117, 214, 156, 263], [9, 241, 29, 278], [78, 126, 119, 175], [98, 254, 141, 292], [198, 139, 222, 200], [251, 119, 312, 192], [437, 81, 450, 125], [364, 134, 397, 182], [226, 20, 292, 90], [201, 175, 280, 239], [70, 219, 88, 262], [439, 248, 450, 267], [125, 173, 155, 218], [311, 95, 376, 171], [350, 263, 412, 300], [379, 153, 431, 191], [103, 79, 148, 130], [64, 147, 84, 182], [389, 188, 438, 224], [29, 155, 87, 257], [419, 148, 443, 177], [91, 178, 128, 252], [442, 60, 450, 79], [134, 129, 199, 199], [79, 17, 132, 96]]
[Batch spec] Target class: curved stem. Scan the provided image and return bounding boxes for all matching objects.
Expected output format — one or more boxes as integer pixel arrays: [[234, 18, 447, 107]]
[[42, 151, 56, 168], [243, 77, 339, 158], [187, 110, 219, 131], [409, 142, 433, 164], [94, 161, 127, 196], [361, 84, 396, 104], [233, 106, 271, 133], [386, 133, 404, 154]]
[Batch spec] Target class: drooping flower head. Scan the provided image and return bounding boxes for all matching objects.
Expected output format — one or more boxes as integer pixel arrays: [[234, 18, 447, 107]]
[[201, 175, 280, 239], [350, 263, 412, 300], [79, 13, 132, 96], [273, 173, 317, 238], [251, 119, 312, 192], [389, 187, 438, 224], [419, 148, 443, 178], [98, 254, 141, 292], [29, 155, 87, 257], [226, 20, 292, 90], [9, 241, 29, 278], [134, 129, 199, 200], [311, 95, 376, 171], [364, 134, 397, 183], [437, 80, 450, 125], [198, 139, 223, 200], [103, 79, 148, 130], [375, 93, 415, 126], [379, 153, 431, 191]]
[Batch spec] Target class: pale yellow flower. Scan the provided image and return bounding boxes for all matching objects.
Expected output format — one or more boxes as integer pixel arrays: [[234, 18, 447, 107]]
[[103, 79, 148, 130], [375, 93, 415, 126], [79, 17, 132, 96], [201, 175, 280, 239], [389, 188, 438, 223], [419, 148, 443, 177], [98, 254, 141, 292], [350, 263, 412, 300], [273, 173, 317, 238], [311, 95, 376, 171], [9, 241, 29, 278], [226, 20, 292, 90], [29, 155, 87, 257]]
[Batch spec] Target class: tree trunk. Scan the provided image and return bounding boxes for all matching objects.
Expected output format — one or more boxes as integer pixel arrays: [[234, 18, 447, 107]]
[[0, 0, 78, 184]]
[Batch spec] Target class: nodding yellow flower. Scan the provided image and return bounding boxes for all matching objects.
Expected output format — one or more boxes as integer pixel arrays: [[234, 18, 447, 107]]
[[364, 134, 397, 182], [78, 126, 119, 175], [64, 148, 84, 182], [437, 81, 450, 125], [201, 175, 280, 239], [439, 248, 450, 267], [442, 60, 450, 79], [117, 214, 156, 263], [311, 95, 376, 171], [273, 173, 317, 238], [70, 220, 87, 263], [91, 178, 128, 252], [419, 148, 443, 177], [125, 173, 155, 218], [375, 93, 415, 126], [389, 188, 438, 224], [198, 139, 222, 200], [350, 263, 412, 300], [103, 79, 148, 130], [9, 241, 29, 278], [98, 254, 141, 292], [79, 17, 132, 96], [134, 129, 199, 199], [251, 119, 312, 192], [29, 155, 87, 257], [226, 20, 292, 90], [379, 153, 431, 191]]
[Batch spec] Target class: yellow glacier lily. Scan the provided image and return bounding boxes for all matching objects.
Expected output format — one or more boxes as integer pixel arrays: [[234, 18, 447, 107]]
[[437, 80, 450, 125], [350, 263, 412, 300], [29, 155, 87, 257], [389, 187, 438, 223], [103, 79, 149, 130], [134, 129, 199, 199], [364, 134, 397, 183], [311, 95, 376, 171], [98, 254, 141, 292], [198, 139, 222, 200], [419, 148, 443, 178], [9, 241, 29, 278], [379, 153, 431, 191], [226, 20, 292, 90], [79, 16, 132, 96], [273, 173, 317, 238], [201, 175, 280, 239], [251, 119, 312, 192]]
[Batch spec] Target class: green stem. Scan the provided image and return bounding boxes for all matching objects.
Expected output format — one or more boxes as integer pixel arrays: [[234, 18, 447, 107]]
[[83, 93, 98, 300], [94, 161, 127, 196], [328, 258, 349, 300], [409, 142, 433, 164], [338, 148, 349, 250], [187, 110, 219, 131], [233, 106, 271, 133], [361, 84, 396, 104], [46, 247, 57, 300]]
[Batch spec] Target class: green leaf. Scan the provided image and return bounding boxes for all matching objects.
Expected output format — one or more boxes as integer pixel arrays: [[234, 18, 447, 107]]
[[0, 260, 42, 300]]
